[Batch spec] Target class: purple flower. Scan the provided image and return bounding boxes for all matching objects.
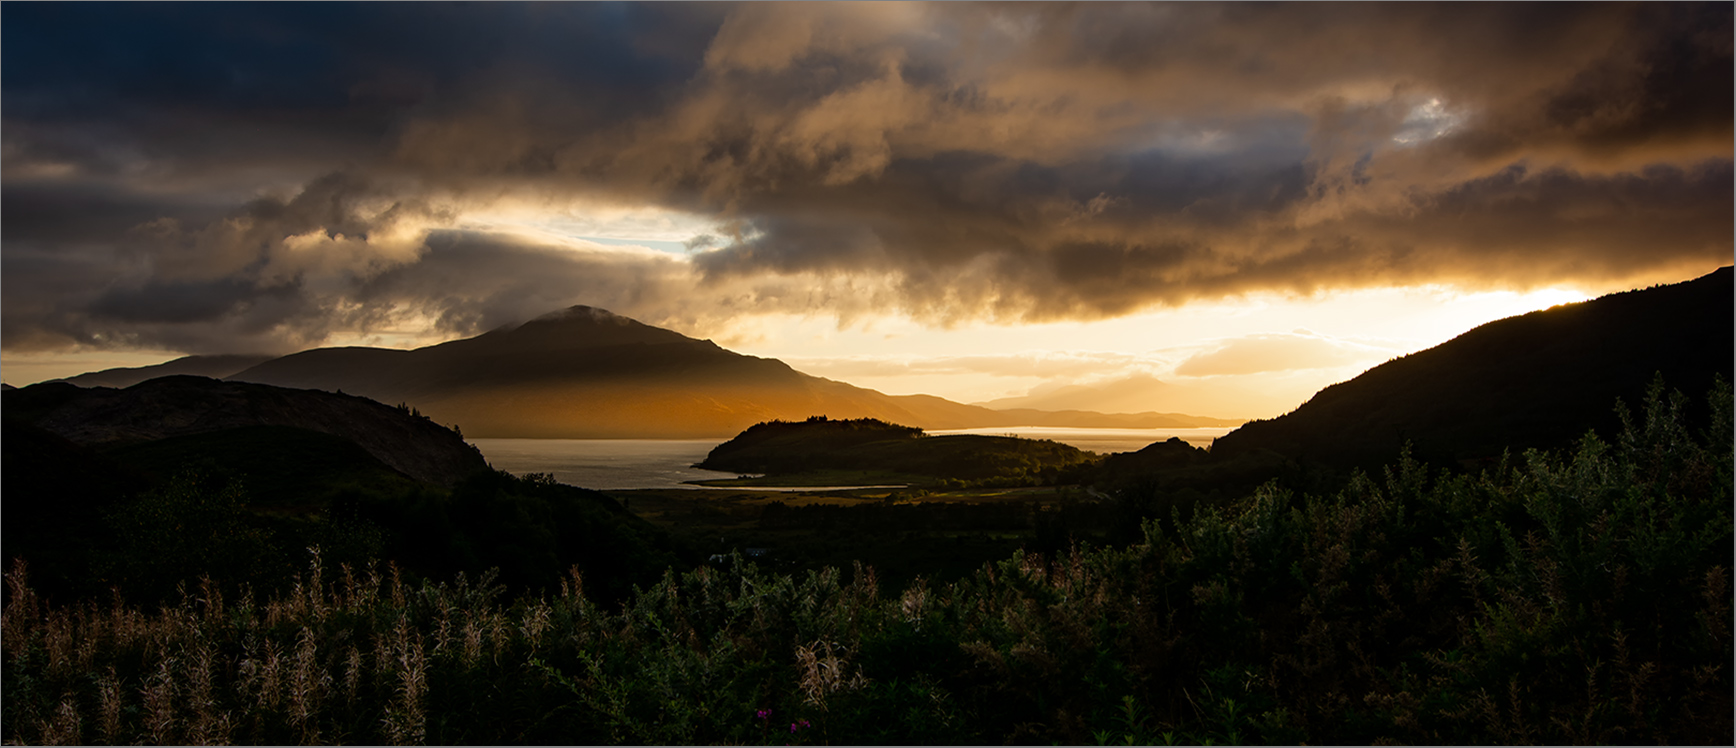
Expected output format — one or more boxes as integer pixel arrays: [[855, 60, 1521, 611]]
[[756, 709, 771, 721], [790, 723, 800, 733]]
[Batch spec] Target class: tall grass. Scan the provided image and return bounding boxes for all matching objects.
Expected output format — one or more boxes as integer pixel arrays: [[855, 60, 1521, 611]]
[[4, 378, 1729, 744]]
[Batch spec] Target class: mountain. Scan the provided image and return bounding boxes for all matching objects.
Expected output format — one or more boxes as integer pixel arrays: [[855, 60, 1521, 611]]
[[55, 354, 275, 388], [979, 374, 1186, 411], [1210, 267, 1734, 470], [5, 376, 489, 486], [224, 305, 1238, 438], [976, 373, 1306, 422]]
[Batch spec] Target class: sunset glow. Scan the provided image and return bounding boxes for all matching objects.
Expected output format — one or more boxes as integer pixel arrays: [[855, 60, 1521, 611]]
[[3, 8, 1732, 743], [3, 2, 1729, 420]]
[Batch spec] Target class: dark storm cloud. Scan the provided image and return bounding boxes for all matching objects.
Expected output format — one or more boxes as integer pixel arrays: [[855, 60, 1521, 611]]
[[1, 1, 707, 197], [3, 2, 1730, 356], [89, 278, 286, 325], [1, 180, 230, 245], [1, 247, 314, 355], [1455, 2, 1733, 164], [351, 228, 917, 340]]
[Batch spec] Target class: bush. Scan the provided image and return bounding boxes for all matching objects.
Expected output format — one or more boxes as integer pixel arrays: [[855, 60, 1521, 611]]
[[4, 378, 1729, 744]]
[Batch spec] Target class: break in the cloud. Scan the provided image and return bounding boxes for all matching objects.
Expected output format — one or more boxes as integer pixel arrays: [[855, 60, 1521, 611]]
[[3, 2, 1730, 358]]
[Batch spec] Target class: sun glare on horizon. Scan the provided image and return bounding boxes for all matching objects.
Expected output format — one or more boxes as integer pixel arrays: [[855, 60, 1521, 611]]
[[1, 2, 1728, 413]]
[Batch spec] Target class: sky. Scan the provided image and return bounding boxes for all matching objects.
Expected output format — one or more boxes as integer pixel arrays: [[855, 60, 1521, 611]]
[[3, 2, 1731, 418]]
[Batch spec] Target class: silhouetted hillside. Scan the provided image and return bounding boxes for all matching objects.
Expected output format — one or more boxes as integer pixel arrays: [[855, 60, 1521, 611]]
[[56, 353, 274, 388], [696, 416, 1099, 486], [1099, 436, 1208, 475], [222, 305, 1236, 438], [697, 417, 925, 474], [1211, 267, 1734, 470], [6, 376, 489, 486], [2, 376, 683, 605], [0, 420, 146, 597]]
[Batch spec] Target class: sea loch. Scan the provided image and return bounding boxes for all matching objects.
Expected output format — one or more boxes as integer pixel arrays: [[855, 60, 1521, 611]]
[[470, 426, 1236, 490]]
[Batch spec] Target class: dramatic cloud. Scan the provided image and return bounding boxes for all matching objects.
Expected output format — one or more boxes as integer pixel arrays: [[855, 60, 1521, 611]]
[[3, 2, 1730, 358]]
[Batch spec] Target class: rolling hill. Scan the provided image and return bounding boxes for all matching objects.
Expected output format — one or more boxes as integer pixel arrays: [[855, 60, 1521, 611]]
[[54, 354, 275, 388], [2, 375, 684, 605], [5, 376, 489, 486], [213, 306, 1237, 438], [695, 416, 1099, 486], [1209, 266, 1734, 470]]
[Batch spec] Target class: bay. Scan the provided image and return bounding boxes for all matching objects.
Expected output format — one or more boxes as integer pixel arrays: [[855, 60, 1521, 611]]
[[468, 438, 736, 490], [470, 426, 1238, 490]]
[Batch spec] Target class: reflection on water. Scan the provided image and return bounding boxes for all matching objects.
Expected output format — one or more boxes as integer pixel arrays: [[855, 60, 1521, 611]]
[[471, 426, 1240, 490]]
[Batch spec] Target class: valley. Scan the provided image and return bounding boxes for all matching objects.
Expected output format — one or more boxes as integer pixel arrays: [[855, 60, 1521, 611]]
[[3, 267, 1731, 745], [5, 7, 1729, 743]]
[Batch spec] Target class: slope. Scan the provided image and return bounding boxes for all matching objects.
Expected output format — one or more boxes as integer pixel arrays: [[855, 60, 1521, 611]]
[[695, 416, 1099, 486], [7, 376, 490, 486], [1, 376, 684, 605], [1210, 266, 1734, 470], [227, 305, 1237, 438], [56, 354, 275, 389]]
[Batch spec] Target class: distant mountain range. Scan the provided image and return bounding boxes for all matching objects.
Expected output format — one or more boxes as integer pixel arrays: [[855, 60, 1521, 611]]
[[58, 354, 276, 388], [47, 266, 1727, 449], [1211, 266, 1734, 470], [975, 374, 1187, 413], [56, 306, 1239, 439]]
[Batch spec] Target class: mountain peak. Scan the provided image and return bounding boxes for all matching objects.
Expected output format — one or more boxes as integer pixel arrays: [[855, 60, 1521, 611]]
[[527, 305, 633, 326], [468, 304, 694, 351]]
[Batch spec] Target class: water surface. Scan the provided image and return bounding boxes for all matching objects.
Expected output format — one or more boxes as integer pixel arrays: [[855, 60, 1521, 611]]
[[471, 425, 1241, 490], [469, 438, 734, 490], [926, 425, 1236, 454]]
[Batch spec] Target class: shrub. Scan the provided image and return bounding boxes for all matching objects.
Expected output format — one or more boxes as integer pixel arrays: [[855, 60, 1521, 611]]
[[4, 379, 1729, 744]]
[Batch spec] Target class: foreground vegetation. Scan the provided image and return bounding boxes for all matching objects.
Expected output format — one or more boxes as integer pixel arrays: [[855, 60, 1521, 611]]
[[615, 485, 1073, 592], [4, 379, 1730, 745], [0, 424, 684, 609]]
